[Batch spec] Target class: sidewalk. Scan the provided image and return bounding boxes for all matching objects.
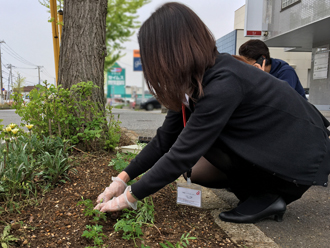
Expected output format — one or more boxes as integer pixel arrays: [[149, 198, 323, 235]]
[[177, 175, 280, 247]]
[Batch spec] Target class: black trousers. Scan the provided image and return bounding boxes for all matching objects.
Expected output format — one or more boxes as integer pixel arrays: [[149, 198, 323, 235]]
[[203, 140, 311, 205]]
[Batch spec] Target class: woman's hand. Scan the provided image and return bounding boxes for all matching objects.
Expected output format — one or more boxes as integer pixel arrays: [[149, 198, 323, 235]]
[[94, 186, 138, 212], [96, 176, 127, 204]]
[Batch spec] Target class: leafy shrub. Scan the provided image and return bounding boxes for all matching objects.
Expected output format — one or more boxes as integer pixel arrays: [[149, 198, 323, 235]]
[[12, 81, 121, 151]]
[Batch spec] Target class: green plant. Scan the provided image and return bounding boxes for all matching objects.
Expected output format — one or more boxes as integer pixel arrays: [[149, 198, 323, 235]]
[[103, 105, 121, 150], [77, 198, 107, 223], [82, 224, 106, 248], [0, 133, 75, 211], [108, 152, 136, 172], [114, 209, 144, 247], [113, 196, 155, 247], [40, 148, 77, 186], [0, 119, 3, 140], [159, 233, 197, 248], [0, 224, 19, 248], [136, 197, 155, 224], [12, 81, 121, 151]]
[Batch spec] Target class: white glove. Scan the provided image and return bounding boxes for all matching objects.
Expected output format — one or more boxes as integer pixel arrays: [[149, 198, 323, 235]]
[[96, 177, 127, 204], [95, 186, 137, 212]]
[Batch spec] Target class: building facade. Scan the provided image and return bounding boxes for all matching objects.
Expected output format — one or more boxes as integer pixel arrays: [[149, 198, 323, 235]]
[[216, 5, 311, 88], [262, 0, 330, 110]]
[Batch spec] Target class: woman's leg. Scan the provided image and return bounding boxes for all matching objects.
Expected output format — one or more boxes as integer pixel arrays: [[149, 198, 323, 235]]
[[183, 156, 230, 188]]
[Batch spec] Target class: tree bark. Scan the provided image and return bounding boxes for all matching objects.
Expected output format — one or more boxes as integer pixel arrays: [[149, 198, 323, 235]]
[[58, 0, 107, 111]]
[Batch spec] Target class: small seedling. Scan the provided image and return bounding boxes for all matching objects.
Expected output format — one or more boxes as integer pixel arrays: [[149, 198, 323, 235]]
[[82, 224, 106, 248], [0, 224, 19, 248], [77, 198, 107, 222], [114, 209, 144, 246], [159, 233, 197, 248]]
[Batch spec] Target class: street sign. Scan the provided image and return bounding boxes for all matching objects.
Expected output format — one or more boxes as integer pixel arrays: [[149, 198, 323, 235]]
[[133, 50, 142, 71], [107, 62, 126, 98], [1, 88, 4, 91]]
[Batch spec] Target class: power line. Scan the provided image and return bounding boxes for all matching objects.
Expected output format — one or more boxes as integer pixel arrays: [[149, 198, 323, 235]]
[[2, 43, 37, 67]]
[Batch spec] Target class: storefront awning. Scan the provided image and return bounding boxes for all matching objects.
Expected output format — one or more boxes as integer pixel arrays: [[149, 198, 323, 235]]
[[264, 16, 330, 52]]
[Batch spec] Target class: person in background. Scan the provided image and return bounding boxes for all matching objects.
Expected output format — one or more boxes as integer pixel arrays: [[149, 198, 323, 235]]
[[94, 2, 330, 224], [239, 39, 307, 100]]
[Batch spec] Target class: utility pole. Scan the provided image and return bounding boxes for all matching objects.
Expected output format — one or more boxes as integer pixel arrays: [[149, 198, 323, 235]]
[[7, 64, 14, 100], [0, 40, 4, 104], [37, 66, 43, 85]]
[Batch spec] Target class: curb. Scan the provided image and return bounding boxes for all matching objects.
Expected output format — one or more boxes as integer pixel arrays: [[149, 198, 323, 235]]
[[176, 177, 279, 248]]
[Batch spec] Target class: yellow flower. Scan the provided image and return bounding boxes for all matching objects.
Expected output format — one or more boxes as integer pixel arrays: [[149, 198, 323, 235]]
[[11, 128, 19, 135], [5, 126, 12, 132], [25, 124, 34, 130], [9, 123, 16, 129]]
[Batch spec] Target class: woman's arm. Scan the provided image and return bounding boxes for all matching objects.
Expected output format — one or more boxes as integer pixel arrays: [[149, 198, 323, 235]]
[[123, 109, 184, 182]]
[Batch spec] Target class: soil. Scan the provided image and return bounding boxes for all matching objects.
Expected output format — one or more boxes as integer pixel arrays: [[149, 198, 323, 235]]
[[1, 132, 237, 248]]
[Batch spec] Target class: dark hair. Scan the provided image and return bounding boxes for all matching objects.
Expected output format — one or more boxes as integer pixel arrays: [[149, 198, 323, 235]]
[[238, 39, 271, 66], [138, 2, 218, 111]]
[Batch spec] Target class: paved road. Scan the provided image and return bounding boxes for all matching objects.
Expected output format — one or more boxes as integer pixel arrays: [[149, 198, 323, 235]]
[[112, 108, 165, 138], [0, 109, 23, 127]]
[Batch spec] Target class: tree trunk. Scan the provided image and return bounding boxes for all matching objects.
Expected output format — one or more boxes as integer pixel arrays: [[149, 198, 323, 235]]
[[58, 0, 107, 112]]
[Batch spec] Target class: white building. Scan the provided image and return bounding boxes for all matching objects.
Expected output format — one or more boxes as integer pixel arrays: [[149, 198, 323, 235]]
[[261, 0, 330, 110], [216, 4, 311, 88]]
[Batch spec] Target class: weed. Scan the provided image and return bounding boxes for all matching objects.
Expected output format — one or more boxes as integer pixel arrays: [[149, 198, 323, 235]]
[[108, 152, 135, 172], [159, 233, 197, 248], [77, 198, 107, 223], [0, 224, 19, 248], [82, 224, 106, 248], [136, 197, 155, 224], [114, 209, 144, 247]]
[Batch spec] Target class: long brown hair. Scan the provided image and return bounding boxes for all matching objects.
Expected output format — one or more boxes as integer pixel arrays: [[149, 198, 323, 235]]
[[138, 2, 218, 111]]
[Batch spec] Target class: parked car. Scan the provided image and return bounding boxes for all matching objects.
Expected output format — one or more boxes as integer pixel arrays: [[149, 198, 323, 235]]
[[140, 97, 161, 111]]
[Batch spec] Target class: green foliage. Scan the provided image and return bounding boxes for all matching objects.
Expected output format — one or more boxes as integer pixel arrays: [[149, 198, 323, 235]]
[[136, 197, 154, 224], [77, 198, 107, 223], [114, 209, 144, 246], [0, 224, 19, 248], [12, 81, 121, 151], [103, 105, 121, 150], [77, 198, 107, 248], [38, 0, 64, 12], [0, 120, 4, 140], [0, 131, 75, 212], [12, 72, 26, 95], [104, 0, 151, 68], [159, 233, 197, 248], [113, 196, 154, 247], [108, 152, 132, 172], [82, 224, 106, 248]]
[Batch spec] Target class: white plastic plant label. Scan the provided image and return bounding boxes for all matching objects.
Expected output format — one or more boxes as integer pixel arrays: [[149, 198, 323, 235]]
[[177, 182, 202, 208]]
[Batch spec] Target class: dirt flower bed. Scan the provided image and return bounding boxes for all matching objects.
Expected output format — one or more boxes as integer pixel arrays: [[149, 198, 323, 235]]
[[1, 136, 237, 248]]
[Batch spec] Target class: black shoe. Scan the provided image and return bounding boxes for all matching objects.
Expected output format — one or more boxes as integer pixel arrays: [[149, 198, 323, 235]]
[[219, 195, 286, 224]]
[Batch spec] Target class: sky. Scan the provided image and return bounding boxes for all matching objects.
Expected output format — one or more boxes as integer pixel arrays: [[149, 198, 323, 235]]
[[0, 0, 245, 90]]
